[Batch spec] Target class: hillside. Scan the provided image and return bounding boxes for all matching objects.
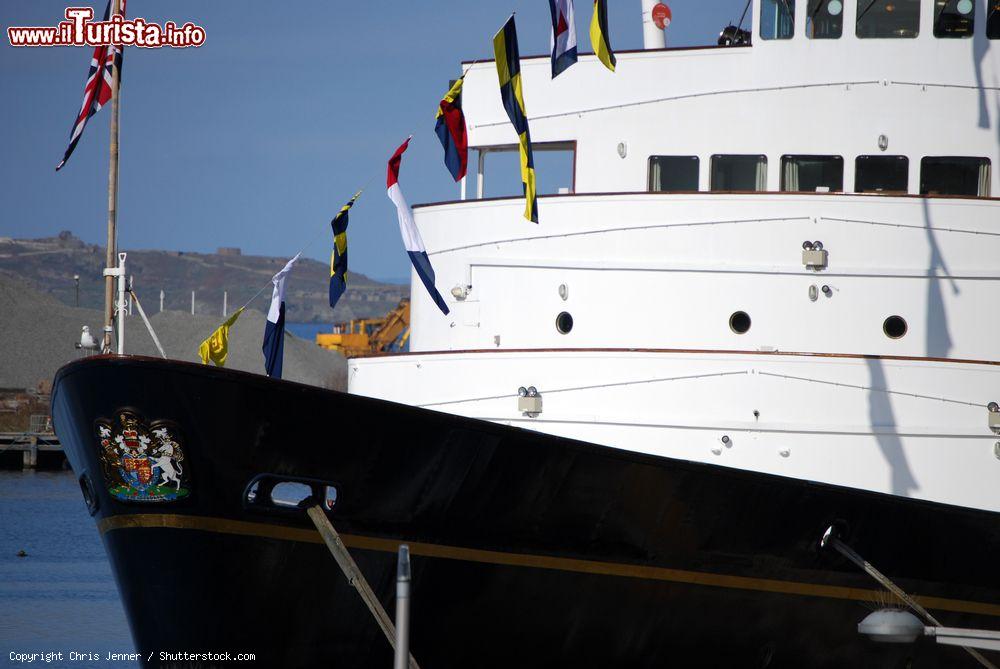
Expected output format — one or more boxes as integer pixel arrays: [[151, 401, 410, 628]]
[[0, 232, 408, 324], [0, 273, 347, 392]]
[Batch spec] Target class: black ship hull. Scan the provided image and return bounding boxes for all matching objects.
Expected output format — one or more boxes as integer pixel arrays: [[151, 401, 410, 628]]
[[51, 356, 1000, 668]]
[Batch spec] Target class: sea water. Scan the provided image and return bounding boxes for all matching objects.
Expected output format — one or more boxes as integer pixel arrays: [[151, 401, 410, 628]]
[[0, 471, 138, 669], [285, 322, 328, 343]]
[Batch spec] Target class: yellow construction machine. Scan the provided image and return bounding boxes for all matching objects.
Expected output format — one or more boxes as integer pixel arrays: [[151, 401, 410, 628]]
[[315, 298, 410, 357]]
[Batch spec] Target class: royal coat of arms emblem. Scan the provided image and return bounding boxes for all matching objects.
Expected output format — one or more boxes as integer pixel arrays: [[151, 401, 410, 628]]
[[95, 411, 190, 502]]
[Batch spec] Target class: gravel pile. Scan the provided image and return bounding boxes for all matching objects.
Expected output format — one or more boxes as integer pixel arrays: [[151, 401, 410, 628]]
[[0, 273, 346, 391]]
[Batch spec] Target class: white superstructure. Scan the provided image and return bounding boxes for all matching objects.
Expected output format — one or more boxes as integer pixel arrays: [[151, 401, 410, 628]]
[[352, 0, 1000, 512]]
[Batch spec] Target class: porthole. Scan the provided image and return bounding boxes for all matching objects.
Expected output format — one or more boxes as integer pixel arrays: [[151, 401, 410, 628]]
[[270, 481, 313, 508], [556, 312, 574, 334], [883, 315, 907, 339], [729, 311, 751, 334]]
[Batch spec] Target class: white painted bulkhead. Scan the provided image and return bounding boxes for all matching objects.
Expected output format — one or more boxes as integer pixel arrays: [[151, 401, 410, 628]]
[[350, 350, 1000, 512], [351, 0, 1000, 513]]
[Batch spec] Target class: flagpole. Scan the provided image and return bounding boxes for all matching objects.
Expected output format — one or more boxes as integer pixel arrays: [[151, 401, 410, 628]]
[[102, 0, 122, 353]]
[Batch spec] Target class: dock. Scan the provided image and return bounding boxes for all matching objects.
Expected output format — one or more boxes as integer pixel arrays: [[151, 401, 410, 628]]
[[0, 415, 64, 470]]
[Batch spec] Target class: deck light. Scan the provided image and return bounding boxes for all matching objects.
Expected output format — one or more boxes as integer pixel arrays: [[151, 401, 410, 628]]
[[858, 609, 923, 643], [803, 242, 829, 270], [859, 610, 1000, 652], [517, 387, 543, 417]]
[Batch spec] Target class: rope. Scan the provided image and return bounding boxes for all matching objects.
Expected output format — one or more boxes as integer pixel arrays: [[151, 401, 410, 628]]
[[128, 287, 166, 358], [757, 371, 985, 409], [198, 168, 382, 337], [416, 367, 984, 417], [417, 370, 747, 408], [821, 216, 1000, 239], [472, 81, 881, 129], [891, 80, 1000, 92], [430, 216, 810, 256]]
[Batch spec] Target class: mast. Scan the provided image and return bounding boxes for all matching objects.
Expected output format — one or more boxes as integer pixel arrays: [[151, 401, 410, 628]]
[[102, 0, 122, 353]]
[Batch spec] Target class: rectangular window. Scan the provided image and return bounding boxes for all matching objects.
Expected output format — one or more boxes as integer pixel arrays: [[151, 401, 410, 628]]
[[474, 142, 575, 199], [934, 0, 975, 37], [990, 3, 1000, 37], [856, 155, 909, 193], [782, 155, 844, 192], [920, 157, 991, 196], [649, 156, 700, 192], [808, 0, 845, 38], [856, 0, 920, 37], [761, 0, 795, 39], [711, 155, 768, 191]]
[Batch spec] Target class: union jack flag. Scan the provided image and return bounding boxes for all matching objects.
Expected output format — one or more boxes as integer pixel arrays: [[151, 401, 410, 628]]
[[55, 0, 126, 171]]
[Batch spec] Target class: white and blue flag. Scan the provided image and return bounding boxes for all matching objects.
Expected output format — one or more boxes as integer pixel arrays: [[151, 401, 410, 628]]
[[548, 0, 578, 78], [262, 253, 300, 379], [387, 138, 450, 315]]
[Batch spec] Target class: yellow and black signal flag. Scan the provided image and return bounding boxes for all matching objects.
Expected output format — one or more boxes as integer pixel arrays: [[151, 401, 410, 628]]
[[329, 190, 363, 310], [493, 16, 538, 224], [590, 0, 616, 72], [198, 307, 244, 367]]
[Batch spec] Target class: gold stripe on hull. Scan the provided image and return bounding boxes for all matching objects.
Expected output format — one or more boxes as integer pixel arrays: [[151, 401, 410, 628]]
[[98, 513, 1000, 618]]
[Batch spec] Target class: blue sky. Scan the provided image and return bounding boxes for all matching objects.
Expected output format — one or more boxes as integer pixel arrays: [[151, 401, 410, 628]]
[[1, 1, 747, 281]]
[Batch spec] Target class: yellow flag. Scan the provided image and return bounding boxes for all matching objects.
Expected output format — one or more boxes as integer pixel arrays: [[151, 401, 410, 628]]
[[198, 308, 244, 367], [590, 0, 616, 72]]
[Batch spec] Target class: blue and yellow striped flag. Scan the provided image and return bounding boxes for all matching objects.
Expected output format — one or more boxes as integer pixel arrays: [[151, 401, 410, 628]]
[[329, 190, 363, 311], [493, 16, 538, 224], [590, 0, 616, 72]]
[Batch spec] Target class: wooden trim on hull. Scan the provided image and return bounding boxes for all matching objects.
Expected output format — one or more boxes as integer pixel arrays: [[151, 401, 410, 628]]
[[99, 513, 1000, 619], [351, 346, 1000, 367]]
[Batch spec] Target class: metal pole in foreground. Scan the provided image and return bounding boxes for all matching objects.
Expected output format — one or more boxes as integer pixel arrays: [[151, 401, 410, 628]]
[[102, 0, 122, 353], [116, 253, 127, 354], [393, 546, 411, 669]]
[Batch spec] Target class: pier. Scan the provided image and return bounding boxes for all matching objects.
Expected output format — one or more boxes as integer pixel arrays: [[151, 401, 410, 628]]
[[0, 416, 64, 470]]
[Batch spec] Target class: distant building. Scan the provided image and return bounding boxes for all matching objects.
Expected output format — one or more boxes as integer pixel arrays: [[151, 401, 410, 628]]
[[217, 247, 242, 257]]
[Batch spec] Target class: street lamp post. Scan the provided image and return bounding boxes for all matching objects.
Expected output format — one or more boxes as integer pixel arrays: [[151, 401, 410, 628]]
[[73, 274, 80, 307]]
